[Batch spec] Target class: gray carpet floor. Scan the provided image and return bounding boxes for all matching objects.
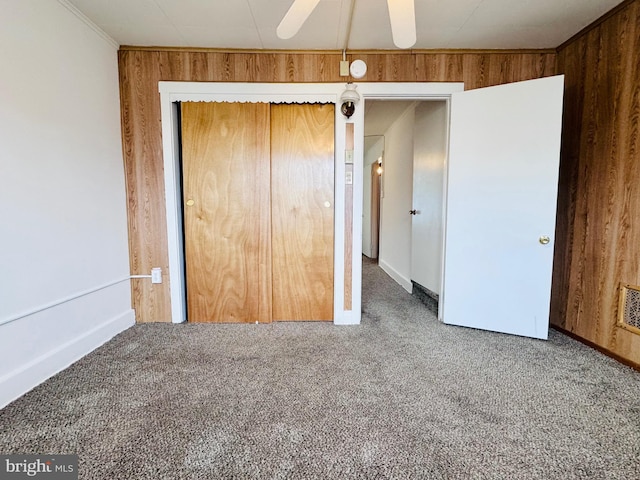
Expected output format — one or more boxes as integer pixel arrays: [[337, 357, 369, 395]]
[[1, 258, 640, 479]]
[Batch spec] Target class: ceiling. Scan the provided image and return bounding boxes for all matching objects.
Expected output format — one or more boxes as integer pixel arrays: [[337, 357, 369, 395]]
[[65, 0, 624, 153], [365, 100, 414, 137], [67, 0, 624, 51]]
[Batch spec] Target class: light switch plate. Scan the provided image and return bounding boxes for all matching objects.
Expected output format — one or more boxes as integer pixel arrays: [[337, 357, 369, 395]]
[[345, 150, 354, 164]]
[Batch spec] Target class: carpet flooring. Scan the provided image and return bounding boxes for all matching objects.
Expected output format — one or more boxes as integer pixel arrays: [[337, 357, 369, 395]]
[[1, 258, 639, 479]]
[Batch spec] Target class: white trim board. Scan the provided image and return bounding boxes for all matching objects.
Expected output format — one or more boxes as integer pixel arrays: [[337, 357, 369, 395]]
[[0, 310, 134, 409], [379, 259, 414, 294], [158, 81, 464, 325], [0, 277, 131, 327], [56, 0, 119, 49]]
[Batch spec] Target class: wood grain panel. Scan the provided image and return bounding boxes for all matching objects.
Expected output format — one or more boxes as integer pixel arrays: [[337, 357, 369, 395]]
[[415, 54, 464, 82], [549, 36, 587, 331], [344, 123, 354, 311], [460, 52, 557, 89], [181, 102, 271, 323], [271, 53, 343, 82], [118, 48, 557, 323], [118, 49, 172, 323], [354, 53, 416, 82], [553, 0, 640, 365], [271, 104, 335, 321]]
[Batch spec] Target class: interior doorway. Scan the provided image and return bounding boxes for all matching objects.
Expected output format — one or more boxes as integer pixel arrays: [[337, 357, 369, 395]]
[[362, 100, 449, 317], [369, 161, 382, 260], [362, 134, 384, 260]]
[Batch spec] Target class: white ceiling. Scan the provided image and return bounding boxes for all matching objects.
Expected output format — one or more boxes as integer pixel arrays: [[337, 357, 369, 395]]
[[365, 100, 414, 137], [67, 0, 624, 50]]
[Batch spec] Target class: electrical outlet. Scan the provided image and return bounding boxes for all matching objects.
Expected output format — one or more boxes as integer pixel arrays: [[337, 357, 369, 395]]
[[345, 171, 353, 185], [151, 267, 162, 284]]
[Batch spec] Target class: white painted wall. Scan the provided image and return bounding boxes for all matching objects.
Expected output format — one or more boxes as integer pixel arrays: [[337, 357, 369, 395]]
[[411, 102, 448, 295], [0, 1, 134, 408], [362, 136, 384, 257], [378, 105, 416, 292]]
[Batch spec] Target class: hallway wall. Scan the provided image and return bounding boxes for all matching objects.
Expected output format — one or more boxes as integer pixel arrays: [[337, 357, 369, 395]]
[[378, 105, 416, 292]]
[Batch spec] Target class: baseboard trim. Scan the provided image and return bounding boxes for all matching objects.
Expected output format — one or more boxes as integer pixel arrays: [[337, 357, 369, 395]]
[[551, 324, 640, 372], [0, 309, 135, 409], [378, 260, 413, 293], [412, 281, 439, 315], [334, 309, 360, 325]]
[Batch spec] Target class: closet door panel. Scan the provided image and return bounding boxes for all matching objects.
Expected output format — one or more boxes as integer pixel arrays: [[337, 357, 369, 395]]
[[181, 102, 272, 323], [271, 104, 335, 321]]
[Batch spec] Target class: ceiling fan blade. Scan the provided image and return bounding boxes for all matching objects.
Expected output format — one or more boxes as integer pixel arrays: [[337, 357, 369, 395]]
[[277, 0, 322, 40], [387, 0, 416, 48]]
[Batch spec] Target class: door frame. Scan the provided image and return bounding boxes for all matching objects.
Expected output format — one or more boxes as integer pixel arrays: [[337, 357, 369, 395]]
[[158, 82, 464, 325], [370, 161, 381, 260]]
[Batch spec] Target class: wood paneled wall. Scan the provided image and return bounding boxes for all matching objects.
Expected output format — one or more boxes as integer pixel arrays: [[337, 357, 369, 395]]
[[118, 48, 556, 322], [551, 0, 640, 367]]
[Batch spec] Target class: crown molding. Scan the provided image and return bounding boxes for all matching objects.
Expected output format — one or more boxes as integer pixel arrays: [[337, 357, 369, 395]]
[[119, 45, 556, 55], [57, 0, 119, 49], [119, 45, 343, 54], [557, 0, 636, 52]]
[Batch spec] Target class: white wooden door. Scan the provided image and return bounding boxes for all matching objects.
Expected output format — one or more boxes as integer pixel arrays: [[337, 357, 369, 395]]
[[411, 102, 448, 297], [442, 75, 564, 339]]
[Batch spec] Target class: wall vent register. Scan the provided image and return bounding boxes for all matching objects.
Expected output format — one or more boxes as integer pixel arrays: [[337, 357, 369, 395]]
[[618, 283, 640, 335]]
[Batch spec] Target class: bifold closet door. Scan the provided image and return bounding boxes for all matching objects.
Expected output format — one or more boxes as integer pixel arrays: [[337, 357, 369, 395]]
[[270, 104, 335, 321], [181, 102, 272, 323]]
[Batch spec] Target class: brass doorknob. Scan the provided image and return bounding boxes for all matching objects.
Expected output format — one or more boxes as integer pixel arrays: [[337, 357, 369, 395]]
[[539, 235, 550, 245], [186, 199, 195, 207]]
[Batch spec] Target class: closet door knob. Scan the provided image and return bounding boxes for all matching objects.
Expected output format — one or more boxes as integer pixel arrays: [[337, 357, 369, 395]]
[[409, 209, 417, 215]]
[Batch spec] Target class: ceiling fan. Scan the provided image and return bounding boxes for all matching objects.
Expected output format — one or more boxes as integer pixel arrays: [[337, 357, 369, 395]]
[[276, 0, 417, 49]]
